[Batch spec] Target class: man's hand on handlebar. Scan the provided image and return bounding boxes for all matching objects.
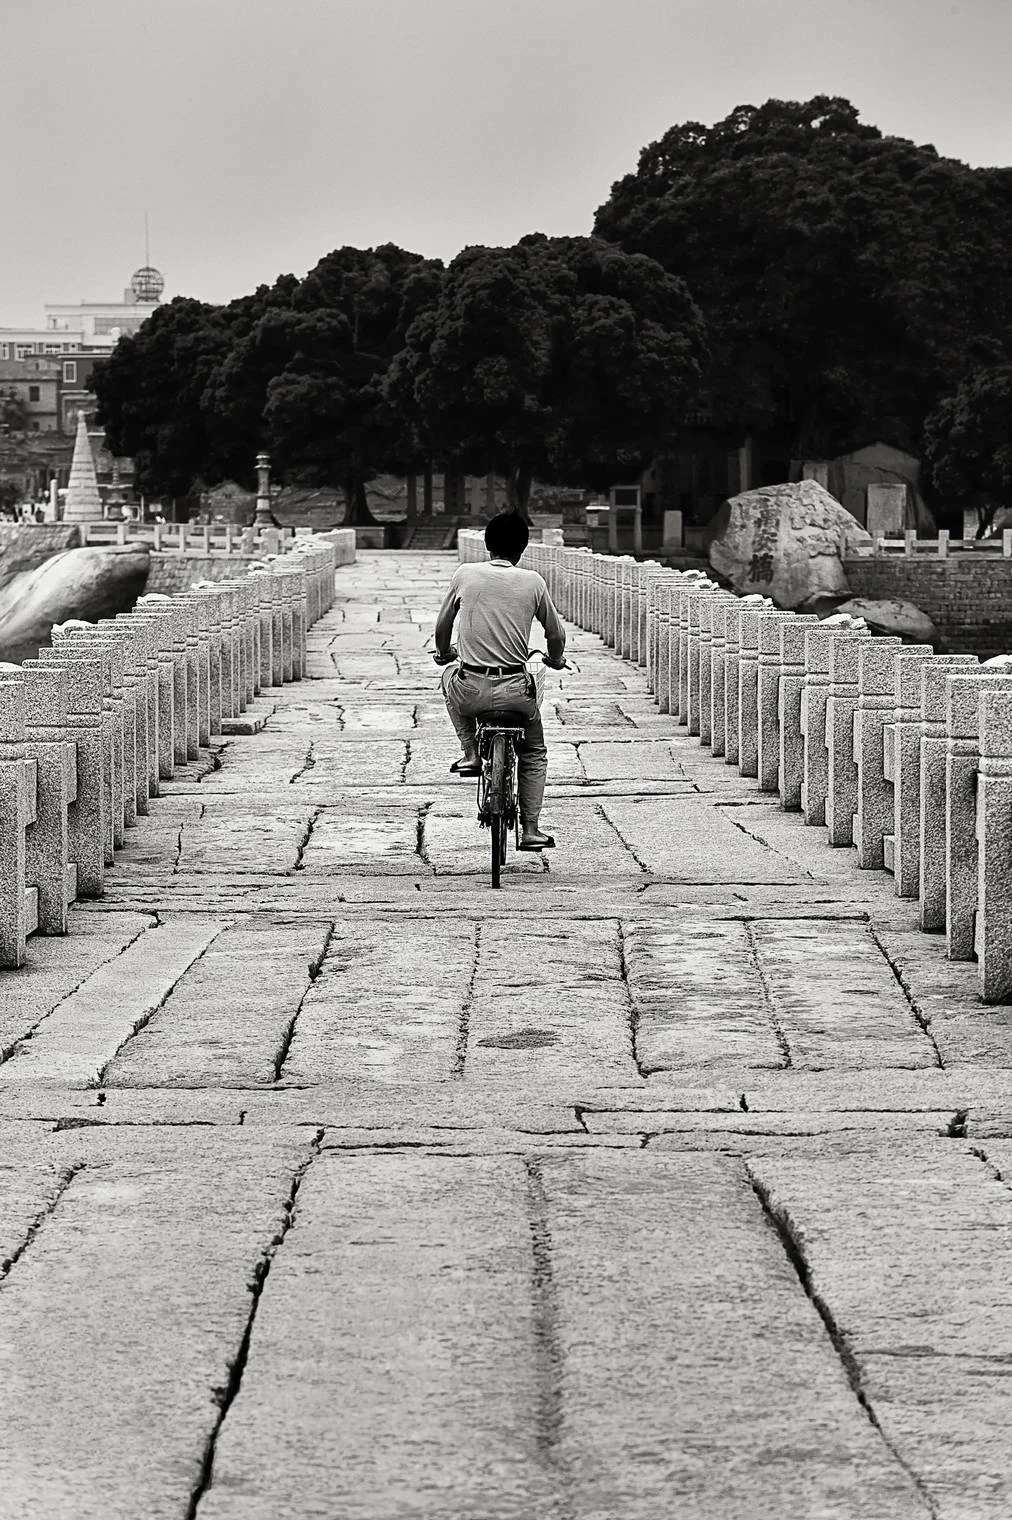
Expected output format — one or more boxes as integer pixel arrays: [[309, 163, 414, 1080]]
[[432, 646, 457, 666]]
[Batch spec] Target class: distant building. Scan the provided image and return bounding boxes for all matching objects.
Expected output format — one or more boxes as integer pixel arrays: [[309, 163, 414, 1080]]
[[0, 267, 164, 506], [0, 358, 61, 432], [41, 265, 164, 351]]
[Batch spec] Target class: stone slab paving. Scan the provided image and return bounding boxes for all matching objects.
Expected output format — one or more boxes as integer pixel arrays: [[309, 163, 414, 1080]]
[[3, 550, 1012, 1516]]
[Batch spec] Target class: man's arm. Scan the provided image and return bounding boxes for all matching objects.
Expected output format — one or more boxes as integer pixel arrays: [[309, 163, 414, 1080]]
[[433, 575, 461, 661], [535, 584, 567, 667]]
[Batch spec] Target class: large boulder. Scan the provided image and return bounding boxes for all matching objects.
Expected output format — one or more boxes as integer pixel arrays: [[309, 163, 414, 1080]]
[[0, 544, 149, 663], [708, 480, 872, 608], [835, 596, 938, 645]]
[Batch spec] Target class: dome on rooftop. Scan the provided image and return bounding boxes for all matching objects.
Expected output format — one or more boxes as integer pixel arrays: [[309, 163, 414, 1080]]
[[130, 266, 165, 302]]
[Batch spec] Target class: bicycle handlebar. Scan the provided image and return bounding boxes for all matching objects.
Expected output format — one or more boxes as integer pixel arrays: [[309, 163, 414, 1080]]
[[432, 647, 577, 672]]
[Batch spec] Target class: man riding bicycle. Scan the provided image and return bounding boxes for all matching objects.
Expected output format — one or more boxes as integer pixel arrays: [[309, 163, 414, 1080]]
[[433, 512, 566, 851]]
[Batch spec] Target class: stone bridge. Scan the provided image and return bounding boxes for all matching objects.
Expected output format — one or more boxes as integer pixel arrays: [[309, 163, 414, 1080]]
[[3, 538, 1012, 1517]]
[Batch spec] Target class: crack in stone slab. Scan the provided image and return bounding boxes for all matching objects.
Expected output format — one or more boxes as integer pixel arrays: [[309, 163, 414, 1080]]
[[272, 922, 337, 1083], [415, 802, 433, 867], [0, 1164, 83, 1288], [594, 805, 649, 872], [292, 807, 323, 873], [867, 925, 945, 1070], [185, 1129, 325, 1520], [742, 922, 792, 1069], [196, 744, 228, 782], [399, 739, 412, 783], [288, 743, 316, 784], [523, 1156, 577, 1520], [716, 806, 817, 880], [0, 916, 158, 1067], [616, 920, 648, 1079], [450, 922, 482, 1081], [92, 924, 229, 1088], [746, 1164, 940, 1520]]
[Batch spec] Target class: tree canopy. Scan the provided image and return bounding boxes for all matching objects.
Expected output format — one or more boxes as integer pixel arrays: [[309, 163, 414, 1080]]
[[385, 234, 706, 511], [594, 96, 1012, 459], [922, 366, 1012, 537], [0, 389, 32, 432], [93, 247, 442, 520]]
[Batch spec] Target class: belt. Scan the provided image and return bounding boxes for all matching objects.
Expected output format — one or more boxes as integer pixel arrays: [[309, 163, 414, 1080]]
[[460, 662, 527, 677]]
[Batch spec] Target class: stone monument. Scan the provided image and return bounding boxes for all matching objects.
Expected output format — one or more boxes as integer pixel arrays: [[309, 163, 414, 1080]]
[[62, 411, 104, 523]]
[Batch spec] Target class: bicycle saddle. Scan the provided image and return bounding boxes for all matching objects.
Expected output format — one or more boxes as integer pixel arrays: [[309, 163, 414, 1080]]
[[476, 710, 528, 727]]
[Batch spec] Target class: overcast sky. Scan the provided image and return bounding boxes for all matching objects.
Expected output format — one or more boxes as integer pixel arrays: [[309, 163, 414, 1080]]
[[2, 0, 1010, 327]]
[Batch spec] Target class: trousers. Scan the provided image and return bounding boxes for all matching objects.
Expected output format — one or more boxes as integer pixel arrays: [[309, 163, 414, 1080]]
[[441, 666, 549, 821]]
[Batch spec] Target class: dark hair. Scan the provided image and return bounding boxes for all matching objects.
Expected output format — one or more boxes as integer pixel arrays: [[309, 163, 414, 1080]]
[[484, 511, 529, 563]]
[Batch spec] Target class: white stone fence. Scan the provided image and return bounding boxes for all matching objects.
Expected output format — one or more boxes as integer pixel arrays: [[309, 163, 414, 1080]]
[[853, 530, 1012, 559], [460, 530, 1012, 1004], [0, 533, 351, 969], [77, 520, 358, 558]]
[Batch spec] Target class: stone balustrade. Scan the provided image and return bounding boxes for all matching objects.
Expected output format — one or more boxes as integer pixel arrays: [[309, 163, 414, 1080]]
[[0, 534, 348, 969], [460, 531, 1012, 1004]]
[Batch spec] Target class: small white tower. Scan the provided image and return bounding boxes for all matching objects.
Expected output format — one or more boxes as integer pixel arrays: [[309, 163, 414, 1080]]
[[63, 410, 104, 522]]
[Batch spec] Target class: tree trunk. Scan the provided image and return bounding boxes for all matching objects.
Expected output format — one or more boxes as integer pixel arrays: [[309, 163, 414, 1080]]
[[342, 475, 379, 526], [505, 460, 533, 516]]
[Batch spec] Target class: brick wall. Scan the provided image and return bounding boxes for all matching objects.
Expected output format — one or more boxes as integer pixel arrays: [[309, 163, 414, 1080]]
[[146, 553, 262, 596], [844, 557, 1012, 656]]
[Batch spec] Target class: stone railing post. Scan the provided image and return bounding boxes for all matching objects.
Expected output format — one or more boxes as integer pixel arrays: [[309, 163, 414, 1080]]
[[825, 631, 879, 846], [755, 609, 795, 792], [777, 617, 818, 810], [943, 673, 1009, 956], [853, 644, 931, 870], [977, 684, 1012, 1001], [891, 655, 977, 898], [0, 678, 32, 965], [34, 648, 105, 895], [20, 663, 76, 934]]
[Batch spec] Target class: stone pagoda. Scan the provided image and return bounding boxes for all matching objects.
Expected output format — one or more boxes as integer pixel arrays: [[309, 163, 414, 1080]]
[[62, 410, 104, 523]]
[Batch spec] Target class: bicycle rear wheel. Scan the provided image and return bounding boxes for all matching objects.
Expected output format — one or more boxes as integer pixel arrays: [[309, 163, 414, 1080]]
[[489, 733, 506, 888]]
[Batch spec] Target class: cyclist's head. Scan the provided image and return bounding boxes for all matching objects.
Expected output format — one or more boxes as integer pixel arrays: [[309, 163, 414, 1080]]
[[484, 511, 529, 565]]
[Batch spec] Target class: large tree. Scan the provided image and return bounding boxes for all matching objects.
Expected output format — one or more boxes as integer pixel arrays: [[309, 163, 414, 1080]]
[[204, 244, 442, 522], [93, 248, 442, 521], [922, 366, 1012, 537], [385, 233, 706, 512], [92, 294, 240, 498], [594, 96, 1012, 459]]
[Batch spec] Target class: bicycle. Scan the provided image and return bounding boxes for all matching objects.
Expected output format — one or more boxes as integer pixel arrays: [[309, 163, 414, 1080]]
[[475, 708, 527, 888], [434, 647, 574, 887]]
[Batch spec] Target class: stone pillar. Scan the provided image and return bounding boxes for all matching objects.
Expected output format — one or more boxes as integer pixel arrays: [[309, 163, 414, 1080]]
[[800, 626, 836, 827], [977, 684, 1012, 1001], [0, 679, 30, 966], [736, 606, 768, 778], [893, 656, 977, 898], [825, 632, 878, 846], [866, 483, 907, 541], [709, 600, 731, 756], [944, 673, 1010, 956], [254, 453, 273, 530], [756, 610, 794, 792], [778, 617, 818, 811], [853, 644, 931, 870], [33, 649, 106, 895]]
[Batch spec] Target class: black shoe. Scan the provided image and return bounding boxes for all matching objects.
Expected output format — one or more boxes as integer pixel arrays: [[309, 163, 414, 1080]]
[[517, 831, 556, 850], [450, 758, 481, 776]]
